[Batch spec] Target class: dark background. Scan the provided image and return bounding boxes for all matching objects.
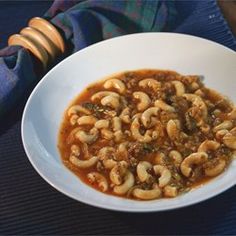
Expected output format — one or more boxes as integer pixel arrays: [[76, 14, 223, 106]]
[[0, 1, 236, 235]]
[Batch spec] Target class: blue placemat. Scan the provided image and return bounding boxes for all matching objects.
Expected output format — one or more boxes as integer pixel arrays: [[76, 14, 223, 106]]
[[0, 1, 236, 235]]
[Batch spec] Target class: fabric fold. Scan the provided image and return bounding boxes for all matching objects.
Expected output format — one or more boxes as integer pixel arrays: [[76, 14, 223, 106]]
[[0, 46, 36, 116], [46, 0, 174, 51]]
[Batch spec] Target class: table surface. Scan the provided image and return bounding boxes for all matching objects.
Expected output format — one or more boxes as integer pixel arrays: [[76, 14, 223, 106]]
[[1, 1, 236, 235]]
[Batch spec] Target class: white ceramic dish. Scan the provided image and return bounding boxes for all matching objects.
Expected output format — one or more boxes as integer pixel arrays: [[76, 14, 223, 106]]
[[22, 33, 236, 212]]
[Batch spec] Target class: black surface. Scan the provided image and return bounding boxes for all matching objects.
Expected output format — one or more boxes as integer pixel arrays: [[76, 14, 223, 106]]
[[0, 1, 236, 235]]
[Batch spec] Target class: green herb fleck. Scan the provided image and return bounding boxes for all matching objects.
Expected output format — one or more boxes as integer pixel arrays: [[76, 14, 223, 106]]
[[142, 143, 159, 154], [82, 102, 106, 118]]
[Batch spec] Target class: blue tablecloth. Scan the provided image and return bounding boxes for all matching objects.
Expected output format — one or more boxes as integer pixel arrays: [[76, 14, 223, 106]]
[[0, 1, 236, 235]]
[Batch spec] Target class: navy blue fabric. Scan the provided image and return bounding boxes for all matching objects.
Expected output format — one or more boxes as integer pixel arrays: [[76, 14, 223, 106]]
[[174, 0, 236, 51], [0, 1, 236, 235]]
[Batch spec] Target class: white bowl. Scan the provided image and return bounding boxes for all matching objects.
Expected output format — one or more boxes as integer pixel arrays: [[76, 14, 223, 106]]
[[22, 33, 236, 212]]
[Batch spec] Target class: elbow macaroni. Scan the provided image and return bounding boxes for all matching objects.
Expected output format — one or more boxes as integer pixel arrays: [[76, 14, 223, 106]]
[[59, 69, 236, 200]]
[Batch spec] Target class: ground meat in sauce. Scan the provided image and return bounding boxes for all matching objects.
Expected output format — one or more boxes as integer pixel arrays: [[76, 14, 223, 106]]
[[58, 69, 236, 201]]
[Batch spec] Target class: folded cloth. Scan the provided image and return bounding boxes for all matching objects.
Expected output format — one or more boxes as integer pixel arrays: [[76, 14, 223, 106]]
[[0, 0, 235, 118], [45, 0, 176, 52], [0, 46, 36, 116]]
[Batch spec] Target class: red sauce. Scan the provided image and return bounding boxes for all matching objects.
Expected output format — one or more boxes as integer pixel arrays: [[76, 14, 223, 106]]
[[58, 69, 235, 200]]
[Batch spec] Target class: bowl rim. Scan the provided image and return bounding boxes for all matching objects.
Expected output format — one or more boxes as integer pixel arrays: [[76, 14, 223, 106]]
[[21, 32, 236, 212]]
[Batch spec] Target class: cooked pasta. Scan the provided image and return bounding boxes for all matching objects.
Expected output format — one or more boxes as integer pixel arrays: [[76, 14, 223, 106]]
[[58, 69, 236, 200]]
